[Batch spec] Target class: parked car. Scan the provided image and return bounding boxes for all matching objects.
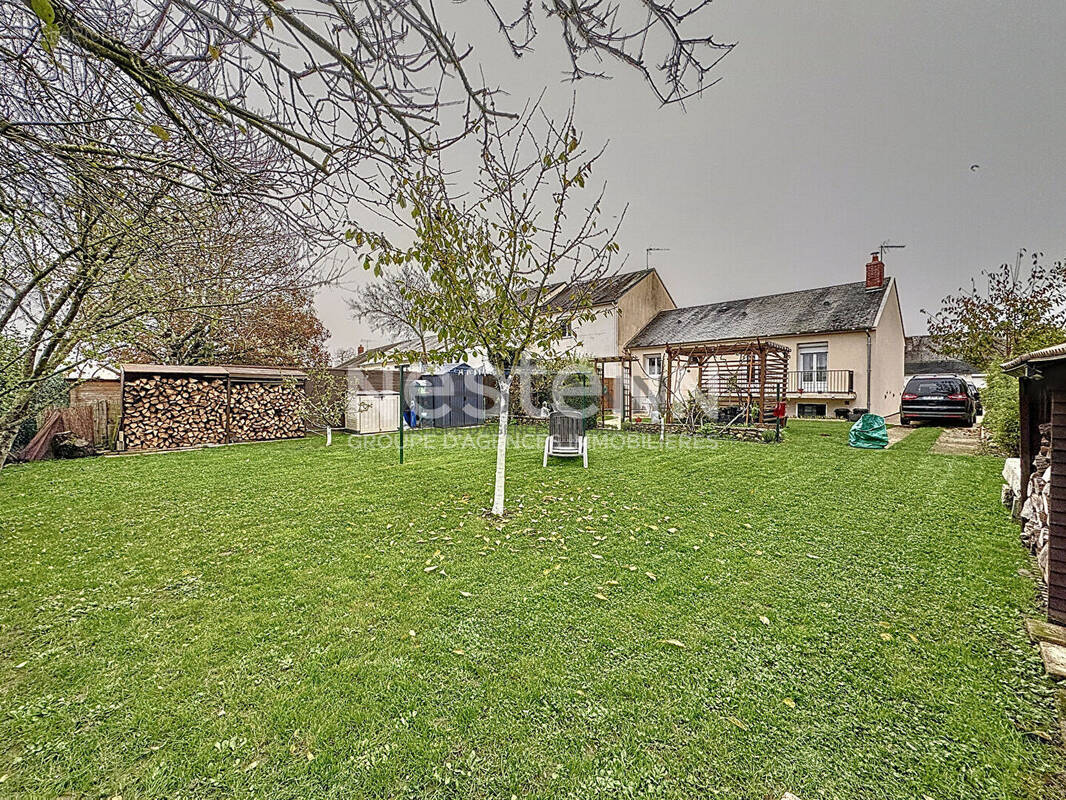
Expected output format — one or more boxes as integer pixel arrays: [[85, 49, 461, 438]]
[[967, 380, 984, 416], [900, 374, 978, 426]]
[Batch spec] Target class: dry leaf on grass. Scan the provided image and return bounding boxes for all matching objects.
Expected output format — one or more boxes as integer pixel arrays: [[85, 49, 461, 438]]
[[662, 639, 686, 648]]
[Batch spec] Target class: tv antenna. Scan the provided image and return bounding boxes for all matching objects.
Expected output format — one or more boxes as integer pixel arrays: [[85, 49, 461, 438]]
[[646, 247, 670, 269], [1012, 248, 1026, 285], [878, 240, 906, 260]]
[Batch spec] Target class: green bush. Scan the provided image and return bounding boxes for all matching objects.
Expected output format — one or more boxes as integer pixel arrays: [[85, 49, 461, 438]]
[[981, 367, 1019, 454]]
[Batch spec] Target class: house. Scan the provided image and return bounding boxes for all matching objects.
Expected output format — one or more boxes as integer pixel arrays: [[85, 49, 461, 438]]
[[544, 268, 675, 417], [625, 253, 906, 420], [545, 268, 676, 359], [905, 335, 984, 387]]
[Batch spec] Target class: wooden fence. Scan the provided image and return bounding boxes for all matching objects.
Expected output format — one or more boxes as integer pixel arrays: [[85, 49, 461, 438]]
[[21, 400, 113, 461]]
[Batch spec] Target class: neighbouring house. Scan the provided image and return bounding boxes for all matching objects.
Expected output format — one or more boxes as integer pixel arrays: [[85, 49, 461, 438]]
[[345, 269, 676, 418], [546, 268, 676, 416], [1003, 342, 1066, 624], [545, 268, 676, 360], [625, 253, 906, 420], [905, 335, 984, 387]]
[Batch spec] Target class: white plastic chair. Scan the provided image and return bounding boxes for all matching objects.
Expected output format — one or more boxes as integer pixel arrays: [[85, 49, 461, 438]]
[[543, 411, 588, 468]]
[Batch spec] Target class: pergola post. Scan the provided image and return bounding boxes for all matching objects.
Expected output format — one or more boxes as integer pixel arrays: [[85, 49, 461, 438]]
[[664, 347, 674, 422]]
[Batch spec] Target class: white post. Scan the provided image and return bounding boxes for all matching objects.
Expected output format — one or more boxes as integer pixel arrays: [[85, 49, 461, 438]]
[[491, 376, 511, 516], [326, 426, 332, 446]]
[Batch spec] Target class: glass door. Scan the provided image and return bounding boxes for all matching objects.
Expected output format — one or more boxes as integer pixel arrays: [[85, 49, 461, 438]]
[[799, 347, 828, 392]]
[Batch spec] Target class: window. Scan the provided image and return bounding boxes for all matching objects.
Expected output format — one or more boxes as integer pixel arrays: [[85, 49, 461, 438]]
[[798, 342, 828, 389], [797, 403, 827, 418], [557, 319, 576, 338], [645, 354, 662, 377], [905, 377, 966, 396]]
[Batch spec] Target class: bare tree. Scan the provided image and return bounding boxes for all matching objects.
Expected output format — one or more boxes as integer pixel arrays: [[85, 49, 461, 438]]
[[360, 104, 623, 514], [349, 263, 436, 359], [5, 1, 733, 220], [1, 0, 733, 464]]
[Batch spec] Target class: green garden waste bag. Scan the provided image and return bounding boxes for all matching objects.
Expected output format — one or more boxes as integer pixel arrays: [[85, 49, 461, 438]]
[[848, 413, 888, 449]]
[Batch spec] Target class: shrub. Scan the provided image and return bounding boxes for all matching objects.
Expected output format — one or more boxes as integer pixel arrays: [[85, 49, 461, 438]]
[[981, 367, 1019, 454]]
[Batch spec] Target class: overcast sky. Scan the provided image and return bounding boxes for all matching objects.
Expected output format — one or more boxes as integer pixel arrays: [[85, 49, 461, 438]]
[[317, 1, 1066, 353]]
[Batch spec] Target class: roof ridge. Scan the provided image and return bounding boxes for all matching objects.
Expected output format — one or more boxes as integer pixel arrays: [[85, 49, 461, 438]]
[[625, 279, 888, 349], [663, 279, 872, 314]]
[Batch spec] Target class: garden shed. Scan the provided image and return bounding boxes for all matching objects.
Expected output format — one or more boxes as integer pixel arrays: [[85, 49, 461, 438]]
[[119, 364, 307, 451], [1004, 343, 1066, 624]]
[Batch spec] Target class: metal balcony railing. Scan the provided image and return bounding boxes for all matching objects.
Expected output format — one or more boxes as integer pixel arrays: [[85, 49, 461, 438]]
[[786, 369, 854, 395]]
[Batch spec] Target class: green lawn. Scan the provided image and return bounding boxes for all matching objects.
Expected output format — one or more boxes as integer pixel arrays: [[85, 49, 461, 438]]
[[0, 422, 1061, 798]]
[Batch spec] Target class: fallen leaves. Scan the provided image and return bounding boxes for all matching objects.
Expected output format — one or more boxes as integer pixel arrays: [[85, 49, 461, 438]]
[[759, 616, 770, 626], [662, 639, 686, 648], [645, 572, 657, 581]]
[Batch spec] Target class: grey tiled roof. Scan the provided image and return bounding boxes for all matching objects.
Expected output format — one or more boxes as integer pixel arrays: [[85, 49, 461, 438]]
[[627, 280, 889, 348], [544, 269, 654, 310], [904, 335, 977, 375]]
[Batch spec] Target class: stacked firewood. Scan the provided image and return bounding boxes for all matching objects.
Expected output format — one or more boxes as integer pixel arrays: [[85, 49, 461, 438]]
[[1022, 423, 1053, 582], [122, 376, 227, 449], [228, 382, 304, 442]]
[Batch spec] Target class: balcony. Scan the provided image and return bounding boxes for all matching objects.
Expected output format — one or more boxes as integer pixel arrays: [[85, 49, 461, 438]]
[[786, 369, 855, 397]]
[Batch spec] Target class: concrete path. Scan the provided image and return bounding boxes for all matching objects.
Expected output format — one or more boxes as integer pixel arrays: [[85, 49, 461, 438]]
[[884, 425, 915, 448], [931, 426, 984, 455]]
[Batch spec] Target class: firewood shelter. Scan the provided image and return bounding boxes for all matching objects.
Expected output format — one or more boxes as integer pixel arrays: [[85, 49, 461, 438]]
[[118, 363, 308, 451], [1004, 343, 1066, 624]]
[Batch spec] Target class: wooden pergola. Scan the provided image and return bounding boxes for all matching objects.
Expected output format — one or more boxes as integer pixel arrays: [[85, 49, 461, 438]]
[[663, 339, 790, 425]]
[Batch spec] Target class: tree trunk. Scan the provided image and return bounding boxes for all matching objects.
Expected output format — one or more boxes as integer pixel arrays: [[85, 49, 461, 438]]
[[491, 377, 511, 516], [0, 424, 17, 471]]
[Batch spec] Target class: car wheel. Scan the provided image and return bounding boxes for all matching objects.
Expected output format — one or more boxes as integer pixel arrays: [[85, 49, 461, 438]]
[[900, 417, 910, 427]]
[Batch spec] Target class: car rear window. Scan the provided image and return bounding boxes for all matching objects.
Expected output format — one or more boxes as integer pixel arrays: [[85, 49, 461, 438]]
[[906, 378, 965, 396]]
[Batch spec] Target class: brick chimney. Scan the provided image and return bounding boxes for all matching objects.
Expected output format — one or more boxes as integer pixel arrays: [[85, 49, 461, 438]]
[[357, 344, 365, 354], [865, 252, 885, 290]]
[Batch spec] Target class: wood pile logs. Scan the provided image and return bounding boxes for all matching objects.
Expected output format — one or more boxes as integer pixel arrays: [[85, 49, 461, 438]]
[[121, 372, 306, 451], [1021, 423, 1053, 582], [228, 382, 304, 442], [122, 376, 227, 449]]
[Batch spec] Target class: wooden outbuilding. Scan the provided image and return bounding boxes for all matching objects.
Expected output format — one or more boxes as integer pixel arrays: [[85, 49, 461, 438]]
[[1004, 343, 1066, 624]]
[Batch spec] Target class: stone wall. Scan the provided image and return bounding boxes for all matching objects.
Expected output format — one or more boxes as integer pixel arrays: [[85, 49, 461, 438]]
[[1021, 423, 1053, 582], [621, 421, 771, 443], [510, 417, 775, 442]]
